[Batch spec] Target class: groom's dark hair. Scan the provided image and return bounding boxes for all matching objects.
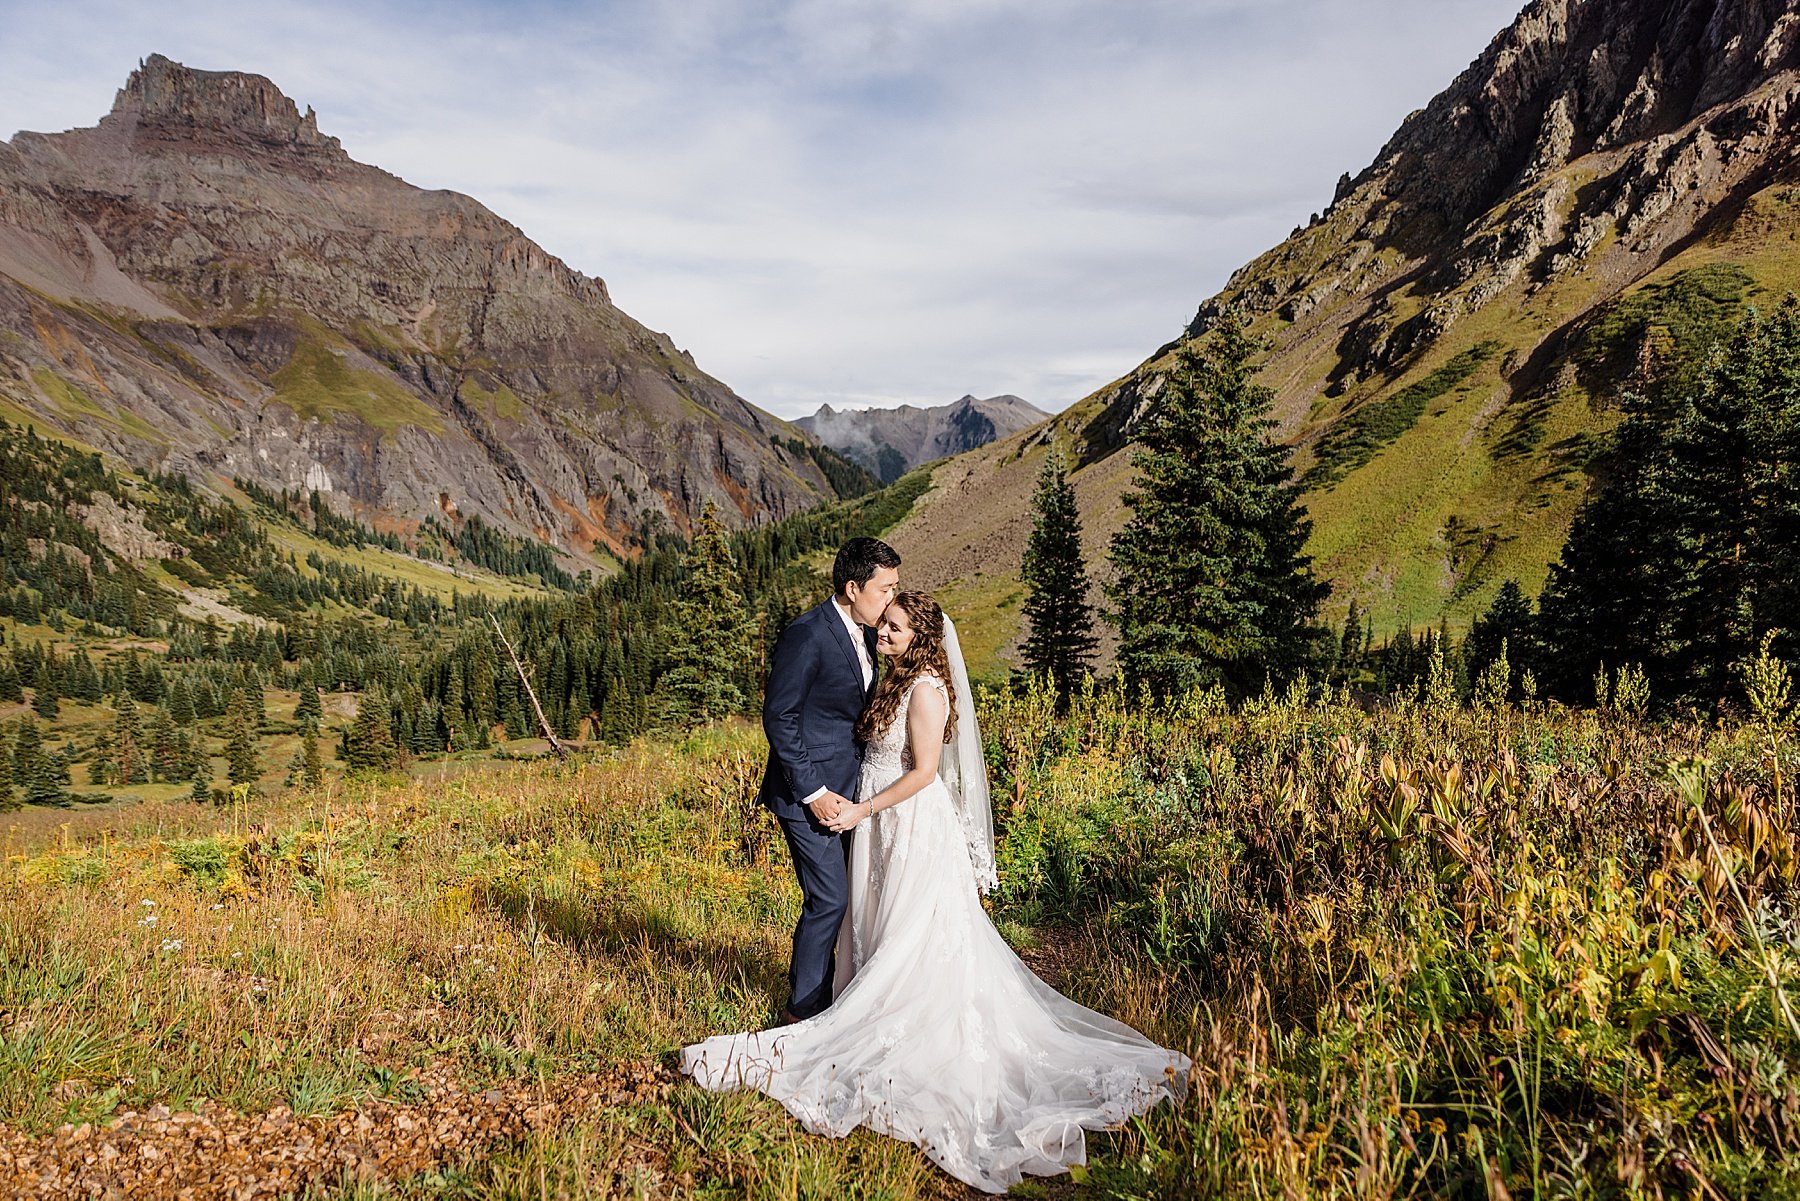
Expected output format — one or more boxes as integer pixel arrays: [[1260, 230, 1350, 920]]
[[833, 537, 901, 594]]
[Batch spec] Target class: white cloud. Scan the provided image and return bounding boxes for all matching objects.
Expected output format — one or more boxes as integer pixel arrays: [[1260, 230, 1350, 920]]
[[0, 0, 1521, 417]]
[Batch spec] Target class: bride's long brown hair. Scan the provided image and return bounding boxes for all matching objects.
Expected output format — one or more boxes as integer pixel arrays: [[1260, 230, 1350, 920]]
[[854, 590, 958, 745]]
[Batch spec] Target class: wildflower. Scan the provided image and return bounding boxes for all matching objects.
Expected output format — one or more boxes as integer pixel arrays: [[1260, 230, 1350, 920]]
[[231, 952, 243, 959], [211, 903, 225, 911], [1427, 1117, 1447, 1136], [138, 914, 158, 927], [158, 939, 183, 953], [139, 899, 156, 908]]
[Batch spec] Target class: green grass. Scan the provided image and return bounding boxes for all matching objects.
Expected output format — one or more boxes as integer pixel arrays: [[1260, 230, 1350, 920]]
[[3, 688, 1798, 1197], [29, 369, 170, 447], [268, 337, 446, 436], [933, 569, 1026, 685], [1304, 341, 1504, 489], [457, 379, 525, 423]]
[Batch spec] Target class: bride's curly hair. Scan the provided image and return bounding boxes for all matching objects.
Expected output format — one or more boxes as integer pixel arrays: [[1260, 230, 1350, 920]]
[[854, 590, 958, 746]]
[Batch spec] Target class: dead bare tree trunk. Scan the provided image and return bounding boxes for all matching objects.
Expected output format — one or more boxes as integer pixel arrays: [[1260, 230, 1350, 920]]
[[489, 614, 569, 760]]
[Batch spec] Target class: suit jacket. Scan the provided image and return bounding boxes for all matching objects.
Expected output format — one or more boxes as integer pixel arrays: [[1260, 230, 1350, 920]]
[[760, 598, 878, 817]]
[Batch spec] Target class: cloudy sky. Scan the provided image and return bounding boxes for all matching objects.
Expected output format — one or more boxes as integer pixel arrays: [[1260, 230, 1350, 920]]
[[2, 0, 1521, 419]]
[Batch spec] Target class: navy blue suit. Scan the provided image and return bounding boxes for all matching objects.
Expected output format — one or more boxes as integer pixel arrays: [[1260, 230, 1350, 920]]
[[761, 597, 877, 1018]]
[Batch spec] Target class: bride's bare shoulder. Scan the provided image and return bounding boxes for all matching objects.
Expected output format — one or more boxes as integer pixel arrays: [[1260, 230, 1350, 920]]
[[909, 673, 948, 696]]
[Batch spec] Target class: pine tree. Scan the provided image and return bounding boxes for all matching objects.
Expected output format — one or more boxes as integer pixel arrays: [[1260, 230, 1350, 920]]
[[1540, 300, 1800, 704], [653, 502, 758, 726], [300, 722, 326, 789], [15, 718, 65, 806], [295, 682, 323, 726], [223, 690, 259, 789], [1659, 300, 1800, 698], [149, 709, 179, 782], [1536, 389, 1676, 701], [343, 692, 400, 774], [190, 751, 213, 805], [167, 678, 197, 725], [111, 694, 147, 785], [1465, 580, 1535, 701], [1108, 313, 1328, 696], [31, 662, 58, 720], [1019, 443, 1098, 695], [0, 724, 13, 809], [1337, 598, 1365, 679]]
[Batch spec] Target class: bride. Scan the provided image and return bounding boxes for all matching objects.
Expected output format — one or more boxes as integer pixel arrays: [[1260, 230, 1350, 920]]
[[680, 590, 1190, 1193]]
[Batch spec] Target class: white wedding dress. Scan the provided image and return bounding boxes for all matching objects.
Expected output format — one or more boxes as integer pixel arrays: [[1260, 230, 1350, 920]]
[[681, 674, 1190, 1193]]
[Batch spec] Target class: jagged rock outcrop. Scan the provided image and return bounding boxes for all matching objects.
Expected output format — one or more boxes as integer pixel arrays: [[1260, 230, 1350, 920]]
[[797, 394, 1046, 483], [0, 54, 842, 559], [1172, 0, 1800, 410]]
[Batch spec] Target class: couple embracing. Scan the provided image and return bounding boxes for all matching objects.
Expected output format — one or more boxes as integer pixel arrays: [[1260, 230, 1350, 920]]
[[680, 537, 1188, 1194]]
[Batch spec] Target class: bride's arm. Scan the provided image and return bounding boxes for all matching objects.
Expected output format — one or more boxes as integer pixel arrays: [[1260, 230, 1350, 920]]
[[824, 683, 947, 831]]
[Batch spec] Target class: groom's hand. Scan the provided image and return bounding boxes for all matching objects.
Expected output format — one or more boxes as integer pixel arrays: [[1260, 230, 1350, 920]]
[[809, 791, 848, 822]]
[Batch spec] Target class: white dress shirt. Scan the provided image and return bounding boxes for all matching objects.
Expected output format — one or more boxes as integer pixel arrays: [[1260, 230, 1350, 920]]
[[835, 597, 874, 690]]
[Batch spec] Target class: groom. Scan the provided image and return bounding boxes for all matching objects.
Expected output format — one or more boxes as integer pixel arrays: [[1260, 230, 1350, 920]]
[[760, 536, 901, 1024]]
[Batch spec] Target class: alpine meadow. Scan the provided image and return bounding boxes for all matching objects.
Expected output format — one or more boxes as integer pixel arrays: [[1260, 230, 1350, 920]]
[[6, 1, 1800, 1198]]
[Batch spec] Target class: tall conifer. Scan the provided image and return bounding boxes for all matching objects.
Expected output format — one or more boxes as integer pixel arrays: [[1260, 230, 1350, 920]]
[[1020, 443, 1098, 695], [655, 501, 757, 726], [1108, 313, 1327, 696], [1540, 300, 1800, 703], [223, 690, 259, 788]]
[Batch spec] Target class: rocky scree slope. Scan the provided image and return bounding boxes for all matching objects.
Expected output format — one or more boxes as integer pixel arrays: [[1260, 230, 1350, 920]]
[[893, 0, 1800, 661], [0, 55, 844, 562]]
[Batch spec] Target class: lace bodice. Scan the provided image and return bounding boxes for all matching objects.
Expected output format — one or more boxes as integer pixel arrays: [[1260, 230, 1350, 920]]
[[862, 674, 948, 778]]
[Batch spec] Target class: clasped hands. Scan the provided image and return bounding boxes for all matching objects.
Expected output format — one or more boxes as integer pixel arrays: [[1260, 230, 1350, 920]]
[[810, 790, 872, 832]]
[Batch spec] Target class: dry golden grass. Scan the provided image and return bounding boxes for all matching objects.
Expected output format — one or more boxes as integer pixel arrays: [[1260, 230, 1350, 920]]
[[7, 685, 1800, 1198]]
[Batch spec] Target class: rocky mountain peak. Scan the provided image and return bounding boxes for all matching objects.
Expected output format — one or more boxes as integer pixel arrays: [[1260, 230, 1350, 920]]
[[798, 393, 1048, 483], [0, 54, 847, 558], [109, 53, 344, 157]]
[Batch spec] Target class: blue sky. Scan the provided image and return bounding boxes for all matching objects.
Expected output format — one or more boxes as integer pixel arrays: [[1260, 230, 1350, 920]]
[[1, 0, 1523, 418]]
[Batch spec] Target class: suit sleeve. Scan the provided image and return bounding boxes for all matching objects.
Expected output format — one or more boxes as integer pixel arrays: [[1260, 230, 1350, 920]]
[[763, 618, 825, 803]]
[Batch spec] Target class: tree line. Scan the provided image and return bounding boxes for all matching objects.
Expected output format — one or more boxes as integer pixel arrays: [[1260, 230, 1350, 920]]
[[1014, 301, 1800, 717]]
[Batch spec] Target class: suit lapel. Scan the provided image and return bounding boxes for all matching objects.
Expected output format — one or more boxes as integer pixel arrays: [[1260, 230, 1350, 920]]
[[818, 599, 865, 691]]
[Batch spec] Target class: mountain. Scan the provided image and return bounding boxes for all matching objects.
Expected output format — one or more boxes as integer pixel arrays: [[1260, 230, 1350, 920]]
[[0, 54, 853, 564], [796, 394, 1046, 483], [887, 0, 1800, 673]]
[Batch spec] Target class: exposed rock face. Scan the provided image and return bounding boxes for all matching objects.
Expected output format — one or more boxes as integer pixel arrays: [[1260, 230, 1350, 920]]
[[796, 394, 1047, 482], [0, 54, 840, 558], [1087, 0, 1800, 448]]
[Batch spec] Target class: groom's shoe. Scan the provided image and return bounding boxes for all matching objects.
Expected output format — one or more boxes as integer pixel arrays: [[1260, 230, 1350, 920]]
[[771, 1008, 802, 1029]]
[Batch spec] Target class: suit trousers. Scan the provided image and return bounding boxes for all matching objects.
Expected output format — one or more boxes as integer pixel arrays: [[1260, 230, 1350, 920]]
[[778, 810, 853, 1019]]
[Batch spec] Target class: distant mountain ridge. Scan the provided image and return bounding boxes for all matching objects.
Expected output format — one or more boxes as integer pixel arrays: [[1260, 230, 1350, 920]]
[[0, 54, 848, 562], [797, 393, 1046, 482], [884, 0, 1800, 673]]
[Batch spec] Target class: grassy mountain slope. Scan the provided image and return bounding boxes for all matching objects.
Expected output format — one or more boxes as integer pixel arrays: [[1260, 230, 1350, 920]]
[[888, 0, 1800, 672]]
